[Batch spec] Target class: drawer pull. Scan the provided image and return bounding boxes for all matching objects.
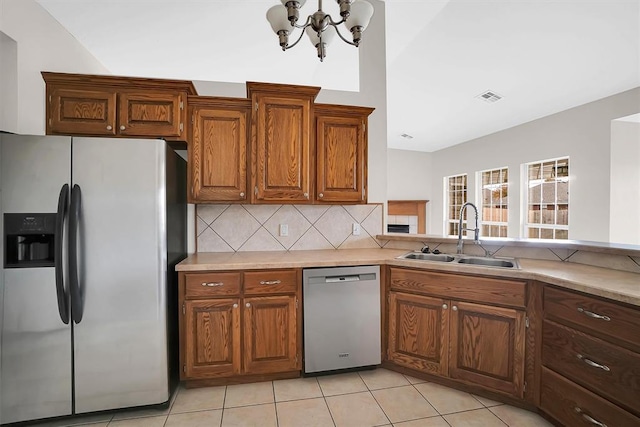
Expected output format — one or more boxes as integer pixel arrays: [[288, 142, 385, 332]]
[[576, 354, 611, 372], [202, 282, 223, 287], [574, 407, 607, 427], [577, 307, 611, 321], [260, 280, 281, 285]]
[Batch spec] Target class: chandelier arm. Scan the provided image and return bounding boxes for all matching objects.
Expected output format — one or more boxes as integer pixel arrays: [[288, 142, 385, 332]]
[[326, 14, 346, 27], [328, 22, 358, 46], [292, 14, 313, 29], [284, 23, 311, 50]]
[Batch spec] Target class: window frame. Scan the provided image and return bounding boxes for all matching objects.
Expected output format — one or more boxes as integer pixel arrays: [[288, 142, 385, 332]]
[[522, 156, 570, 240], [477, 166, 509, 238], [444, 173, 468, 237]]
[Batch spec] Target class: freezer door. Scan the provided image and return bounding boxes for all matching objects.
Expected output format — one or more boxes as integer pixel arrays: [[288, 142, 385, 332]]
[[71, 138, 169, 413], [1, 135, 73, 423]]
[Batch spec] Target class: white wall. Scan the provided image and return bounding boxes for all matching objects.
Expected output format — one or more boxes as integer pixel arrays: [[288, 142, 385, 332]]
[[0, 31, 18, 133], [610, 115, 640, 244], [0, 0, 109, 135], [426, 87, 640, 241], [387, 148, 433, 200]]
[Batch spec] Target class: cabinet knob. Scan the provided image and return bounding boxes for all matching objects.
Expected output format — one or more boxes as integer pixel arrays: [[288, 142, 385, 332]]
[[303, 192, 309, 199], [246, 302, 251, 308], [442, 304, 448, 310], [452, 305, 458, 311], [240, 192, 245, 198], [318, 193, 324, 198], [120, 125, 126, 131], [233, 303, 238, 308], [106, 125, 113, 131]]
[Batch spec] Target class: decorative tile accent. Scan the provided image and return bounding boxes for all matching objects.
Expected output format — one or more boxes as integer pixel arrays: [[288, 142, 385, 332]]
[[210, 205, 261, 251], [196, 204, 383, 253], [237, 228, 285, 252], [290, 227, 334, 251], [566, 251, 640, 274], [197, 204, 229, 225], [344, 204, 376, 223], [197, 228, 234, 252], [263, 205, 312, 249], [243, 204, 280, 225], [294, 205, 330, 224]]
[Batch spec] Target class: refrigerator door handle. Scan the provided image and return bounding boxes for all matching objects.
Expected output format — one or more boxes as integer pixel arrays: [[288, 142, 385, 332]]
[[70, 184, 85, 324], [55, 184, 70, 324]]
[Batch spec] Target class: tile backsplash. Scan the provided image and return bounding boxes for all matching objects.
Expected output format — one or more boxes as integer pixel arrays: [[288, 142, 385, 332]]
[[196, 204, 383, 252]]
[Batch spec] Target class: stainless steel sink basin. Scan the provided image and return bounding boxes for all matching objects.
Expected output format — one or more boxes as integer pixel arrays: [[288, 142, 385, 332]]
[[456, 257, 518, 268], [398, 253, 455, 262]]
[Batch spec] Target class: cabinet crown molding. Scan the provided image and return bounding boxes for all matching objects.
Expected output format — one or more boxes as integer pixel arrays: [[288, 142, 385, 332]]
[[41, 71, 198, 95]]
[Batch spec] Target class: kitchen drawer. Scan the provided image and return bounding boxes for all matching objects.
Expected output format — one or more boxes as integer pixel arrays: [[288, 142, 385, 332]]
[[540, 367, 640, 427], [244, 269, 298, 295], [542, 319, 640, 414], [544, 286, 640, 353], [185, 272, 241, 298], [389, 267, 525, 308]]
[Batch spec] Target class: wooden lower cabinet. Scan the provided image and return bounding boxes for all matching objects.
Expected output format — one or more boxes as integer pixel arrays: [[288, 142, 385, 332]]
[[184, 298, 241, 379], [449, 301, 525, 398], [386, 267, 527, 400], [179, 269, 301, 384], [243, 295, 298, 374], [388, 292, 449, 376]]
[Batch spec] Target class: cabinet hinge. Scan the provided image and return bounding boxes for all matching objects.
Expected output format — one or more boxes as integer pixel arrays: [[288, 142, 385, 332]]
[[523, 381, 527, 392], [182, 302, 185, 315], [49, 95, 52, 103], [180, 123, 184, 132], [362, 123, 366, 133], [180, 101, 184, 110], [295, 297, 298, 309], [191, 114, 195, 124], [254, 186, 258, 196], [183, 364, 186, 373], [255, 102, 259, 111], [525, 316, 530, 328]]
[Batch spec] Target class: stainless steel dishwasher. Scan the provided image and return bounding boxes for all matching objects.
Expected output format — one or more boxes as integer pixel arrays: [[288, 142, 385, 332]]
[[302, 265, 381, 374]]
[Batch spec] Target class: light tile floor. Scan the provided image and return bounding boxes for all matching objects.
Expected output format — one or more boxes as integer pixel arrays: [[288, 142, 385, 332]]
[[30, 369, 554, 427]]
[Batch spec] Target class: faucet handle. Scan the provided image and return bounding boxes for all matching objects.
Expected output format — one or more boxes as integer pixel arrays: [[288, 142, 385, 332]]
[[421, 245, 430, 253]]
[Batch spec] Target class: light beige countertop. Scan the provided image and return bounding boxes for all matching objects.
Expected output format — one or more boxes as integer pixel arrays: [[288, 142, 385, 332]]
[[177, 248, 640, 307]]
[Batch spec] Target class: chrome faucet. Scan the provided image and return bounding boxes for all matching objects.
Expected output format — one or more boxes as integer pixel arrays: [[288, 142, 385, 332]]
[[457, 202, 480, 254]]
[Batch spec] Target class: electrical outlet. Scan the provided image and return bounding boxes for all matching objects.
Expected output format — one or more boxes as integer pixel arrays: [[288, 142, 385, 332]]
[[352, 223, 361, 236], [279, 224, 289, 237]]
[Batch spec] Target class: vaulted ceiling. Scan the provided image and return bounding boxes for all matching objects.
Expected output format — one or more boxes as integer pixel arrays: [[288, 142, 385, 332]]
[[37, 0, 640, 152]]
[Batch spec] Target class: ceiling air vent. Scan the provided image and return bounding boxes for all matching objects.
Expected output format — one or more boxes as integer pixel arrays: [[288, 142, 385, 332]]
[[400, 133, 414, 139], [476, 90, 503, 103]]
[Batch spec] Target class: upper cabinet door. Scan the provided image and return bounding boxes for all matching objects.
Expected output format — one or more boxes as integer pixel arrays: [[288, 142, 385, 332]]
[[48, 87, 117, 136], [315, 104, 373, 204], [252, 94, 312, 202], [118, 91, 185, 138], [189, 99, 249, 203]]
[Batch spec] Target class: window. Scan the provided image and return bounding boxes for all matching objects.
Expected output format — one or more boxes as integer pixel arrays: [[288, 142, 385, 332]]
[[445, 174, 467, 236], [525, 157, 569, 239], [479, 167, 508, 237]]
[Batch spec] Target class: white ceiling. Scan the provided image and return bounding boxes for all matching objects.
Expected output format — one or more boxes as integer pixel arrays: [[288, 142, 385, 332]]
[[37, 0, 640, 152]]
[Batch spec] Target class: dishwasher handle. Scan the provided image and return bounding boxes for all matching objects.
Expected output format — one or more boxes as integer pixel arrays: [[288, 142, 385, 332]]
[[325, 275, 361, 283]]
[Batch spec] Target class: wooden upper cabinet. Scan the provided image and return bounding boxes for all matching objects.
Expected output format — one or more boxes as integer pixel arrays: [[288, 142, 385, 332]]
[[315, 104, 373, 204], [248, 82, 320, 203], [42, 72, 196, 141], [449, 301, 526, 398], [188, 97, 250, 203]]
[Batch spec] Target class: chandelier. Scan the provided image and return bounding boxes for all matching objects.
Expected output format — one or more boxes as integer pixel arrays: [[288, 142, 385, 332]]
[[266, 0, 375, 62]]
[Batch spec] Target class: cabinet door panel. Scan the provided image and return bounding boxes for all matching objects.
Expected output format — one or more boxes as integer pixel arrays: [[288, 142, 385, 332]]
[[48, 88, 117, 136], [243, 295, 298, 374], [316, 115, 365, 203], [254, 96, 311, 202], [119, 92, 184, 138], [388, 292, 449, 376], [184, 299, 241, 379], [190, 107, 247, 202], [449, 301, 525, 397]]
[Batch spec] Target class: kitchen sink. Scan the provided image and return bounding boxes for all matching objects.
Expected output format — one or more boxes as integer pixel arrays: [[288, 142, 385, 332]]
[[456, 257, 518, 268], [398, 253, 455, 262], [398, 252, 519, 269]]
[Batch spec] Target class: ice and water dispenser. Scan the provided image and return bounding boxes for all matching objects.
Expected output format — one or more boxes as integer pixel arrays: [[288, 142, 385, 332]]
[[4, 213, 56, 268]]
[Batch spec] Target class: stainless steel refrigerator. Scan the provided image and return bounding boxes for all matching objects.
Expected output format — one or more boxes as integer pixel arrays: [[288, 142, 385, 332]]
[[0, 135, 187, 424]]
